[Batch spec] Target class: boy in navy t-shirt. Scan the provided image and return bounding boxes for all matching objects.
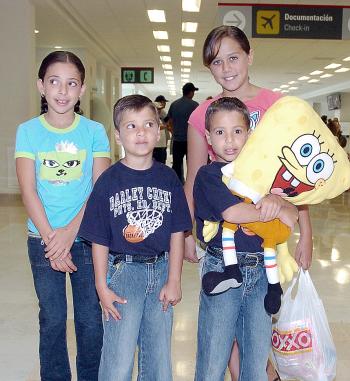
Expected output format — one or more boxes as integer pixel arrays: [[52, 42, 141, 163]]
[[193, 97, 298, 381], [79, 94, 192, 381]]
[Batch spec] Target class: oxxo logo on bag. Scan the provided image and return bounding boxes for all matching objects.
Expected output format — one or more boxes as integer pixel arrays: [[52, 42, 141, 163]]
[[272, 327, 312, 354]]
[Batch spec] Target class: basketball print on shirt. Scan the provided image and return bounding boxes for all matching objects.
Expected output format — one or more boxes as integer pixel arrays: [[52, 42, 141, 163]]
[[123, 207, 164, 243]]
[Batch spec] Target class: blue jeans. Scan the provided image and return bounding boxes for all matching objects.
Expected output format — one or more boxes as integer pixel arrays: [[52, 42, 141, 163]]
[[28, 236, 103, 381], [99, 253, 173, 381], [195, 249, 271, 381]]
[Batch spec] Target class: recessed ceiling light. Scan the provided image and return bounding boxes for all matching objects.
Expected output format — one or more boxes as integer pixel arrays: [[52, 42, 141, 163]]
[[181, 39, 195, 47], [182, 22, 198, 32], [289, 86, 299, 90], [162, 64, 172, 70], [343, 56, 350, 61], [320, 73, 333, 78], [298, 76, 310, 81], [153, 31, 168, 39], [280, 85, 289, 88], [324, 63, 341, 69], [147, 10, 166, 22], [181, 51, 193, 58], [164, 70, 173, 75], [157, 45, 170, 52], [272, 88, 280, 92], [281, 90, 289, 93], [335, 67, 350, 73], [170, 91, 176, 96], [181, 61, 192, 66], [288, 81, 296, 84], [34, 29, 39, 34], [182, 0, 201, 12], [181, 74, 190, 78], [167, 80, 175, 84], [165, 76, 174, 81], [310, 70, 324, 75], [160, 56, 171, 62], [308, 79, 319, 83], [54, 46, 62, 49], [181, 68, 191, 73]]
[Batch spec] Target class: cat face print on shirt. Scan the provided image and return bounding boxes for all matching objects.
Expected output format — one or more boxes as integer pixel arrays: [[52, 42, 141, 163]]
[[38, 141, 86, 185]]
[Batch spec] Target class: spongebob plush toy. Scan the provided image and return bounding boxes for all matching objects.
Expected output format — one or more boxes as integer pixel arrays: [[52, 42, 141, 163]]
[[202, 96, 350, 314]]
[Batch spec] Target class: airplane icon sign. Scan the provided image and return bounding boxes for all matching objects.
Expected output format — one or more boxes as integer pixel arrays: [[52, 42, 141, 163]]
[[257, 10, 280, 34]]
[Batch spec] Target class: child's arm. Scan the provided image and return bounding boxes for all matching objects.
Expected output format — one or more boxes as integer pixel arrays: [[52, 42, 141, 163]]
[[44, 157, 110, 260], [159, 231, 184, 311], [92, 242, 127, 321], [295, 205, 313, 269]]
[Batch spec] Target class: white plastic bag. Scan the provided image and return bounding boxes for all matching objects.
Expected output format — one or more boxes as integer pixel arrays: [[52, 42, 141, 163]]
[[271, 270, 336, 381]]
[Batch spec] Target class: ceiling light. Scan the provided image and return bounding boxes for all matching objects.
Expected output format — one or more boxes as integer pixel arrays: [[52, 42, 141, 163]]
[[160, 56, 171, 62], [298, 76, 310, 81], [167, 80, 175, 84], [335, 67, 350, 73], [165, 76, 174, 81], [181, 68, 191, 73], [164, 70, 173, 75], [147, 10, 166, 22], [162, 64, 172, 70], [272, 88, 280, 92], [289, 86, 299, 90], [343, 56, 350, 61], [182, 22, 198, 32], [170, 91, 176, 96], [320, 73, 333, 78], [34, 29, 39, 34], [181, 61, 192, 66], [157, 45, 170, 52], [280, 85, 289, 88], [181, 39, 195, 47], [324, 63, 341, 69], [181, 74, 190, 78], [153, 31, 168, 39], [181, 51, 193, 58], [310, 70, 324, 75], [281, 90, 289, 93], [308, 79, 319, 83], [54, 46, 62, 49], [182, 0, 201, 12], [288, 81, 296, 84]]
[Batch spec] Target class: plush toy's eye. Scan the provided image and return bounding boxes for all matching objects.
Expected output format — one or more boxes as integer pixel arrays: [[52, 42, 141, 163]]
[[63, 160, 80, 168], [291, 135, 320, 166], [306, 153, 334, 183]]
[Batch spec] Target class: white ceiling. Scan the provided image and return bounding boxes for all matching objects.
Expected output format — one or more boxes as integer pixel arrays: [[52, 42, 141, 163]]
[[33, 0, 350, 103]]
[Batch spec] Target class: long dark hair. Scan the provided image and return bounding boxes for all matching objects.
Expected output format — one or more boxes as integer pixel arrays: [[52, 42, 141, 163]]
[[38, 51, 85, 115]]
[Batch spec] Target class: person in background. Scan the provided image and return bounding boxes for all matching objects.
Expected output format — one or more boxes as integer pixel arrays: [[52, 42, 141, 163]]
[[153, 95, 170, 164], [15, 50, 110, 380], [321, 114, 328, 124], [167, 82, 199, 183]]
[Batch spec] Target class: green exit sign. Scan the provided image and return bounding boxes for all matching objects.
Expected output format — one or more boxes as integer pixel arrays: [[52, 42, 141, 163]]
[[121, 67, 154, 84]]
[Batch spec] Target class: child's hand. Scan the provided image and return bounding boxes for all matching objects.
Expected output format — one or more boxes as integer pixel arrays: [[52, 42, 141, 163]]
[[159, 280, 182, 311], [295, 235, 313, 270], [50, 253, 77, 273], [97, 286, 127, 321], [184, 234, 199, 263], [278, 204, 299, 230], [44, 226, 76, 260], [256, 194, 285, 221]]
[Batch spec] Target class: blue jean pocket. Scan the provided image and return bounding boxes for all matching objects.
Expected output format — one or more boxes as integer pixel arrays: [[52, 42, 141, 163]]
[[106, 255, 125, 286], [201, 254, 224, 279], [27, 237, 50, 267]]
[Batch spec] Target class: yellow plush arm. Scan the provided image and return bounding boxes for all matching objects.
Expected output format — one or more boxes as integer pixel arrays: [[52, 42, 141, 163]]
[[203, 220, 220, 243], [276, 242, 298, 284]]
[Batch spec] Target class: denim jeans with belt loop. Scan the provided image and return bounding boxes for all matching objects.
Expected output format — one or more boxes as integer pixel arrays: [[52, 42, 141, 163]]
[[27, 235, 103, 381], [195, 246, 271, 381], [98, 252, 173, 381]]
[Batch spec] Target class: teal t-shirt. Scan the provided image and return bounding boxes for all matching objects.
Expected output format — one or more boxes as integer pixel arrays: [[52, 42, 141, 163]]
[[15, 113, 110, 233]]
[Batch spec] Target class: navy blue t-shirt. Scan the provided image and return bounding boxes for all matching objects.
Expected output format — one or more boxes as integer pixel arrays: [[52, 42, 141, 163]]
[[194, 161, 263, 252], [79, 160, 192, 256]]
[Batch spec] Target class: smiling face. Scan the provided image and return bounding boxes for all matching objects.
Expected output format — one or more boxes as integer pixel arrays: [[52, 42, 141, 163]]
[[206, 110, 249, 163], [115, 106, 160, 164], [37, 62, 85, 117], [209, 37, 253, 96]]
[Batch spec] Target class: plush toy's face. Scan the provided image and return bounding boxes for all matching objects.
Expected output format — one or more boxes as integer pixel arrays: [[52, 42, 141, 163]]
[[222, 96, 350, 205]]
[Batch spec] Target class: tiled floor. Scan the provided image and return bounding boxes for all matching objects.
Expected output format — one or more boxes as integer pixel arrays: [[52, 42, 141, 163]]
[[0, 192, 348, 381]]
